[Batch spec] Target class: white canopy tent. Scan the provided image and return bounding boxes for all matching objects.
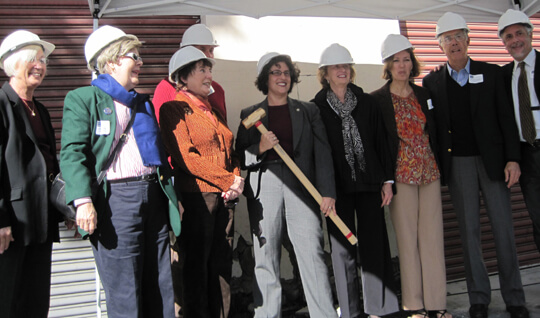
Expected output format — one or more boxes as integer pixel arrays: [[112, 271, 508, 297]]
[[88, 0, 540, 22]]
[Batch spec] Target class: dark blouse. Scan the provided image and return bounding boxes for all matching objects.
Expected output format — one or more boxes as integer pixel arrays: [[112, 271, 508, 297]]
[[266, 104, 293, 161]]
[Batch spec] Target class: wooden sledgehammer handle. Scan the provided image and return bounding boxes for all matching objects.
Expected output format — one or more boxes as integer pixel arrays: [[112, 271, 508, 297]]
[[250, 120, 358, 245]]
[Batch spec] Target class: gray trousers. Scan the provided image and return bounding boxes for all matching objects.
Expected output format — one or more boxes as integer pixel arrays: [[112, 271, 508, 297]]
[[248, 162, 337, 318], [448, 156, 526, 306]]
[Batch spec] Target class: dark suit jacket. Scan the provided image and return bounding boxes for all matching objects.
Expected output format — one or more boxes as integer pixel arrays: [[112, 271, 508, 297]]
[[502, 49, 540, 124], [235, 97, 336, 200], [0, 82, 60, 245], [370, 81, 441, 183], [313, 83, 394, 194], [422, 59, 521, 183]]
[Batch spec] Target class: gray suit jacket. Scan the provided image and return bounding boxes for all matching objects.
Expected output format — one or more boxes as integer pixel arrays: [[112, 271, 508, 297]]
[[236, 97, 336, 200]]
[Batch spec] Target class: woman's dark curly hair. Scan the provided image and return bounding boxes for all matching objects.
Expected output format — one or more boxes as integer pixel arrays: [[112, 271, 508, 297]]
[[255, 55, 300, 95]]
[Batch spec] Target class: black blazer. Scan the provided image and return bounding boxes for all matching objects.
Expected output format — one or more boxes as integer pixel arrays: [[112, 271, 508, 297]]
[[422, 59, 521, 183], [313, 83, 393, 193], [370, 81, 440, 183], [0, 82, 60, 245], [502, 49, 540, 123]]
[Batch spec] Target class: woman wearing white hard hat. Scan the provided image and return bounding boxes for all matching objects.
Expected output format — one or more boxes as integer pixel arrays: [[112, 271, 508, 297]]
[[0, 29, 62, 318], [371, 34, 450, 318], [313, 43, 399, 318], [60, 25, 181, 318], [159, 45, 243, 318], [153, 23, 227, 123], [236, 52, 337, 317]]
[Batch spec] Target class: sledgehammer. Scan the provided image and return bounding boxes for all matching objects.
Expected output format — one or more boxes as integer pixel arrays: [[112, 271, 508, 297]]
[[242, 108, 358, 245]]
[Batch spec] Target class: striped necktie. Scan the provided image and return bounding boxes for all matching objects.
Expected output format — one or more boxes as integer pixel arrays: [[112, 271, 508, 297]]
[[518, 61, 536, 144]]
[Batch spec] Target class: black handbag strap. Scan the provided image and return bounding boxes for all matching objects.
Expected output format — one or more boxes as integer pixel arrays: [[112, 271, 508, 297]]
[[96, 110, 137, 184]]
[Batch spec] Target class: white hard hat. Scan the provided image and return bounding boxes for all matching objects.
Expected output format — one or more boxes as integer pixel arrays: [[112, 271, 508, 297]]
[[498, 9, 534, 37], [257, 52, 290, 76], [169, 46, 215, 82], [84, 25, 137, 71], [0, 30, 55, 69], [436, 12, 470, 38], [180, 24, 218, 48], [381, 34, 413, 61], [319, 43, 354, 68]]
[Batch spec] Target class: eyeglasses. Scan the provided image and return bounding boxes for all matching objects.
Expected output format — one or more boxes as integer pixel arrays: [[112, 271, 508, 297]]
[[122, 53, 143, 63], [29, 57, 49, 65], [440, 33, 467, 44], [269, 70, 290, 77]]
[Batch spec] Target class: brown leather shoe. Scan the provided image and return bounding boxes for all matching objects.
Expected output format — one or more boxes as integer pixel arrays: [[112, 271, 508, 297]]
[[506, 306, 529, 318]]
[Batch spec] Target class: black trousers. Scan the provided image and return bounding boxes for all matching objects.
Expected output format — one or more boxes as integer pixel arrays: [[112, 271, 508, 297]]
[[177, 192, 233, 318], [0, 239, 53, 318], [327, 191, 398, 317], [520, 143, 540, 253]]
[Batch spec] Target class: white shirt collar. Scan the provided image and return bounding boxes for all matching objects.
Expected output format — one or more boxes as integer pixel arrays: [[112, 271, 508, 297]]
[[514, 49, 536, 71]]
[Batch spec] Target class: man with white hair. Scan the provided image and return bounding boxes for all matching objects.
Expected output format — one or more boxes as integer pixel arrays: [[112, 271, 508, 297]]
[[499, 8, 540, 256], [423, 12, 529, 318]]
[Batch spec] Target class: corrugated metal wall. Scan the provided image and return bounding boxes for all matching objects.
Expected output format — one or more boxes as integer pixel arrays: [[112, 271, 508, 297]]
[[401, 15, 540, 281], [0, 0, 199, 152], [0, 1, 198, 316]]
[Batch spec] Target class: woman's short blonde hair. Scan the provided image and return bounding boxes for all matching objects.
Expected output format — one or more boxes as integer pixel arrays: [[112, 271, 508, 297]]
[[317, 64, 356, 90], [381, 48, 421, 81], [95, 37, 141, 75], [3, 45, 42, 77]]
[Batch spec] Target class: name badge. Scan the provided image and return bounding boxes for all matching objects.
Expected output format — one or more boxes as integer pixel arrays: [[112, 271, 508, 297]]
[[96, 120, 110, 135], [427, 99, 434, 110], [469, 74, 484, 84]]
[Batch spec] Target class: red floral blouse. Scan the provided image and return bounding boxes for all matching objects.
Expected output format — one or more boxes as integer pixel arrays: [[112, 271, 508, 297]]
[[392, 92, 440, 185]]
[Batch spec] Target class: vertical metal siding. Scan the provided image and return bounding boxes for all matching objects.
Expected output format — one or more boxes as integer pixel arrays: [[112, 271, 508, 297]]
[[0, 1, 198, 316], [401, 16, 540, 281]]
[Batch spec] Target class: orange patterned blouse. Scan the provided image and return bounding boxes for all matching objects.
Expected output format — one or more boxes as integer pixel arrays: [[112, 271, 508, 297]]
[[392, 92, 440, 185]]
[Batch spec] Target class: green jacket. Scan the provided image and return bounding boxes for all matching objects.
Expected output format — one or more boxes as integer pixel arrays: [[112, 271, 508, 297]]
[[60, 86, 181, 236]]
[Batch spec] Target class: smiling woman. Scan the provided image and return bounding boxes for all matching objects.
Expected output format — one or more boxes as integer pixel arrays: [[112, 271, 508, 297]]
[[0, 29, 62, 318], [235, 52, 338, 317], [59, 25, 181, 318], [314, 43, 399, 318], [158, 45, 243, 317]]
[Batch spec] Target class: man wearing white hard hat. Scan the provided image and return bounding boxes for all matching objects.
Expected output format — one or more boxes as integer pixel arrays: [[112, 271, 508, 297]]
[[499, 9, 540, 257], [423, 12, 528, 318], [153, 24, 227, 123], [0, 29, 62, 318]]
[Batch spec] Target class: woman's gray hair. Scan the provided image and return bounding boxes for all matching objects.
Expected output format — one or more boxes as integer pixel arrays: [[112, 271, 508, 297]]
[[3, 45, 42, 77], [94, 36, 141, 75]]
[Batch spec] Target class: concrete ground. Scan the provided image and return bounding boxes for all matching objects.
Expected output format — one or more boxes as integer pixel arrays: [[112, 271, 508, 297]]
[[445, 264, 540, 318], [292, 264, 540, 317]]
